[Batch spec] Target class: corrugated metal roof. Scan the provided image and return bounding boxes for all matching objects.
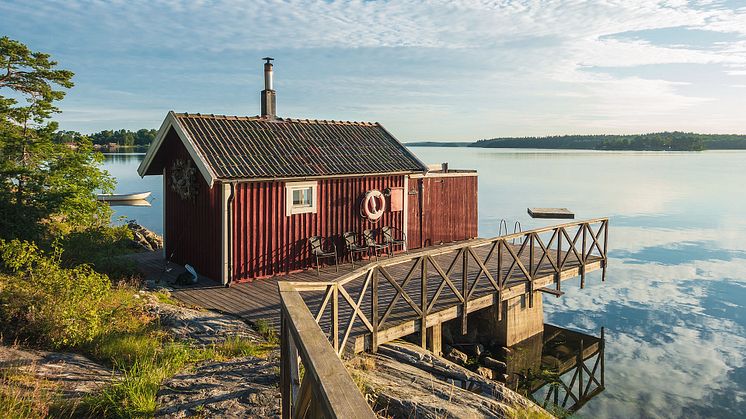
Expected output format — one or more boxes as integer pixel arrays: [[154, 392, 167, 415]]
[[173, 113, 427, 180]]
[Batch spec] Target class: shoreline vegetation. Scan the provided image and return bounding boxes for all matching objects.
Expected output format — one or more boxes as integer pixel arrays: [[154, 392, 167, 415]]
[[2, 36, 546, 418], [60, 129, 746, 155], [54, 130, 156, 153], [407, 131, 746, 151], [0, 36, 271, 418]]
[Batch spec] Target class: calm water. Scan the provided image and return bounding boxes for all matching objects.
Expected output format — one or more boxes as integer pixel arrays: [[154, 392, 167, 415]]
[[102, 153, 164, 234], [103, 149, 746, 418]]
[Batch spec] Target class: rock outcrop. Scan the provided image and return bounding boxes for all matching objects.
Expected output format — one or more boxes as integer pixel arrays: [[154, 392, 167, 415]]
[[0, 345, 117, 398], [147, 295, 263, 346], [155, 351, 281, 418], [351, 342, 553, 419], [149, 296, 281, 417], [127, 220, 163, 251]]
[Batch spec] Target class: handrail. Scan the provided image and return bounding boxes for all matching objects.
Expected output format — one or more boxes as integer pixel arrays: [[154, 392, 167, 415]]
[[331, 217, 609, 287], [279, 218, 609, 417], [279, 282, 376, 418]]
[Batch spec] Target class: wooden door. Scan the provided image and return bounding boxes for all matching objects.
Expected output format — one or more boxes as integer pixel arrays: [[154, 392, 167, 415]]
[[407, 178, 422, 249]]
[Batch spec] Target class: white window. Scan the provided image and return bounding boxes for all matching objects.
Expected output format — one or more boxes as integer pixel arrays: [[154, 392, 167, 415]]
[[286, 181, 318, 216]]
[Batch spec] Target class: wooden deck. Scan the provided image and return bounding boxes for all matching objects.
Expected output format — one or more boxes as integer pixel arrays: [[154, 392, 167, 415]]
[[270, 218, 608, 417], [132, 226, 605, 353]]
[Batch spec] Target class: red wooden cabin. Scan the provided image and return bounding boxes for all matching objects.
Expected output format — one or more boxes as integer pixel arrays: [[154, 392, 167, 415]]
[[138, 59, 477, 285]]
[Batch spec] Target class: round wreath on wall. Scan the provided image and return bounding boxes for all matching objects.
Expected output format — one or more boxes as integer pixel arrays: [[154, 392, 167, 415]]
[[170, 159, 199, 201]]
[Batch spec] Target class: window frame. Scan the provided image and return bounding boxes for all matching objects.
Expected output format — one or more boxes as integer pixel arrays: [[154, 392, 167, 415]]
[[285, 181, 318, 216]]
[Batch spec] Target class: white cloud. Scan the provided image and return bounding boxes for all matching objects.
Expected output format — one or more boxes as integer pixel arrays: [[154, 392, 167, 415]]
[[3, 0, 746, 136]]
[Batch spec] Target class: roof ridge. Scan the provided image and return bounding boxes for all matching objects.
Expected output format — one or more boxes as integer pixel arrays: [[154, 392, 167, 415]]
[[174, 112, 379, 126]]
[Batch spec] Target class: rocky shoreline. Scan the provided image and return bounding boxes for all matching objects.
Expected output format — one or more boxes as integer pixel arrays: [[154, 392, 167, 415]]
[[0, 291, 281, 418], [350, 342, 552, 418], [127, 220, 163, 251]]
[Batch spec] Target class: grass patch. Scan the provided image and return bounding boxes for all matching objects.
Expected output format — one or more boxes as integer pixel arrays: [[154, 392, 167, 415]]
[[81, 333, 271, 418], [253, 319, 279, 344], [346, 356, 377, 396], [0, 367, 55, 419], [83, 343, 192, 418], [151, 289, 179, 306], [211, 336, 274, 359], [0, 365, 84, 419]]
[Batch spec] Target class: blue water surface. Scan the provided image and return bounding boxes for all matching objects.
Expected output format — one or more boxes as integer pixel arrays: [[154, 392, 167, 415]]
[[104, 148, 746, 418]]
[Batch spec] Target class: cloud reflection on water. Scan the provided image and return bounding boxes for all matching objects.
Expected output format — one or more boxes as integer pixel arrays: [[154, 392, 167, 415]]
[[104, 149, 746, 417], [411, 147, 746, 417]]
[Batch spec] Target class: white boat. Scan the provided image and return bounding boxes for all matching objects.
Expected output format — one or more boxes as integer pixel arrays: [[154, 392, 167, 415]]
[[97, 191, 152, 202]]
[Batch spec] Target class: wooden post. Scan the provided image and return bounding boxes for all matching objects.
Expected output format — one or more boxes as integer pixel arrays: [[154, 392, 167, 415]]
[[427, 323, 442, 356], [372, 267, 379, 353], [602, 220, 609, 282], [421, 255, 428, 348], [461, 247, 468, 334], [528, 233, 535, 308], [419, 179, 425, 249], [581, 224, 587, 289], [289, 335, 300, 403], [529, 233, 535, 277], [280, 312, 292, 419], [556, 228, 562, 293], [332, 284, 339, 353], [496, 240, 503, 322], [310, 387, 323, 418]]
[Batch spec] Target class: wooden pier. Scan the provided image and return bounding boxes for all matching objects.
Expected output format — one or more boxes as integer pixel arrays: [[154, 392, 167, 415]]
[[134, 219, 608, 417], [133, 218, 607, 344], [277, 218, 608, 417]]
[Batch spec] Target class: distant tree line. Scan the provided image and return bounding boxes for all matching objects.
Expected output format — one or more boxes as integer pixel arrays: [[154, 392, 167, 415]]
[[470, 132, 746, 151], [54, 128, 157, 148]]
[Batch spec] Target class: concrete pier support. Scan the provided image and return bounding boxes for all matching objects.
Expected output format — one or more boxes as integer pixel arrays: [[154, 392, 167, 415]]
[[493, 291, 544, 347]]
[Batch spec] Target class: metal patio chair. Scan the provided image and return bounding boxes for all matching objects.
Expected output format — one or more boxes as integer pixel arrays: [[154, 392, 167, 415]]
[[309, 235, 338, 276], [381, 226, 407, 257], [363, 229, 388, 261], [344, 231, 369, 268]]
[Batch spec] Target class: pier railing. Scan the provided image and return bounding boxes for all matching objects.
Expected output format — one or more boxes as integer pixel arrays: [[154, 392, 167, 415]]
[[279, 281, 377, 418], [278, 218, 608, 417]]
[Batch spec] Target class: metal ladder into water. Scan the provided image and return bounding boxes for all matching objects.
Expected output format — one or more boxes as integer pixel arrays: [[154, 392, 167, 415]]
[[497, 219, 523, 244]]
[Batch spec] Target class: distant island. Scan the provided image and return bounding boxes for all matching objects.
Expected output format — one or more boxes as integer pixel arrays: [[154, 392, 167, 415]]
[[408, 132, 746, 151], [54, 128, 158, 152]]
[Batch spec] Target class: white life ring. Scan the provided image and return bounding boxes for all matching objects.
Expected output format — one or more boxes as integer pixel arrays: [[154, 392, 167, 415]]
[[361, 189, 386, 221]]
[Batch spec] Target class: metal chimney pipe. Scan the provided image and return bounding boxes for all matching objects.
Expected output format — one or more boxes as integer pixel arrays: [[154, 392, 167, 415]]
[[264, 59, 273, 90], [261, 57, 276, 118]]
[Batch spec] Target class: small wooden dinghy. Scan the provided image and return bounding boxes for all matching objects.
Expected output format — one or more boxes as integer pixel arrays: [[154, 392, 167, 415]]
[[97, 191, 152, 202]]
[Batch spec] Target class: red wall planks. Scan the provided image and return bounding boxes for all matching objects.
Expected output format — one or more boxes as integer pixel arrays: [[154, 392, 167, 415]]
[[231, 175, 405, 281], [407, 179, 422, 247], [160, 129, 477, 283], [162, 129, 223, 280], [407, 175, 478, 249]]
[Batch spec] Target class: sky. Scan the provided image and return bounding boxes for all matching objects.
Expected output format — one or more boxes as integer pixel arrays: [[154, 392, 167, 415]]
[[2, 0, 746, 141]]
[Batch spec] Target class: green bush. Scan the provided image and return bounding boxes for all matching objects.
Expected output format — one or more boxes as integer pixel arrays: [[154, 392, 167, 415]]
[[0, 239, 112, 348], [58, 225, 140, 281], [0, 239, 273, 417]]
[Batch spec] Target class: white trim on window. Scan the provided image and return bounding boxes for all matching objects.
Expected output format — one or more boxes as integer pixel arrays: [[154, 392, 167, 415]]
[[286, 181, 318, 216]]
